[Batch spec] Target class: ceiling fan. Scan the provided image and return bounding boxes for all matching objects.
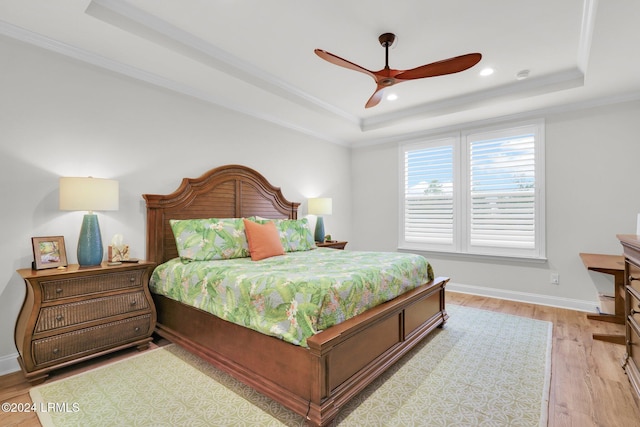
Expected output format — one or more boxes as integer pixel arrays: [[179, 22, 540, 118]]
[[314, 33, 482, 108]]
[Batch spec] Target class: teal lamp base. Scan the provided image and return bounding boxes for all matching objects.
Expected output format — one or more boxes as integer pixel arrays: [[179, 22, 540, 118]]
[[314, 216, 325, 242], [77, 213, 103, 266]]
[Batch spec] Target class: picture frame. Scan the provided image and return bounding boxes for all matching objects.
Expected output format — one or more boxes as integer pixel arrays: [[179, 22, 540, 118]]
[[32, 236, 68, 270]]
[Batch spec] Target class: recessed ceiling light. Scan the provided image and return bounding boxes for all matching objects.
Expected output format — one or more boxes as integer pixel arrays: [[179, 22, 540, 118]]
[[386, 93, 398, 101], [479, 67, 494, 77], [516, 69, 530, 80]]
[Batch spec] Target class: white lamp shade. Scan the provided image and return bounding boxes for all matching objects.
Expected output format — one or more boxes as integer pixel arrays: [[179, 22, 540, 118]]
[[59, 177, 119, 212], [308, 198, 332, 216]]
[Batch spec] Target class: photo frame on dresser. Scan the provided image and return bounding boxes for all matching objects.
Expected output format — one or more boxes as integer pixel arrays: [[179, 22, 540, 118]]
[[31, 236, 68, 270]]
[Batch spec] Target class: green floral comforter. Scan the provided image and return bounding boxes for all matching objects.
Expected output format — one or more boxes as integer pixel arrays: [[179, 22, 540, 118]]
[[150, 248, 434, 347]]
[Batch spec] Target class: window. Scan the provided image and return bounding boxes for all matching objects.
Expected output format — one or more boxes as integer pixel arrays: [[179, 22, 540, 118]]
[[400, 120, 545, 260]]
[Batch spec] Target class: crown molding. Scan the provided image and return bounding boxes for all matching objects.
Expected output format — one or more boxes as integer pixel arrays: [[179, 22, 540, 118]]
[[578, 0, 598, 73], [86, 0, 359, 126], [351, 91, 640, 148], [360, 68, 585, 132], [0, 19, 348, 146]]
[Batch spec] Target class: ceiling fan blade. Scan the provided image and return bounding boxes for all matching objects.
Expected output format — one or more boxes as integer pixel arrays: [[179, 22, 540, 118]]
[[314, 49, 376, 79], [365, 85, 385, 108], [396, 53, 482, 80]]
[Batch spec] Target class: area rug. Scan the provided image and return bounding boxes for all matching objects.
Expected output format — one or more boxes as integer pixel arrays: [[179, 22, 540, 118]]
[[30, 305, 552, 426]]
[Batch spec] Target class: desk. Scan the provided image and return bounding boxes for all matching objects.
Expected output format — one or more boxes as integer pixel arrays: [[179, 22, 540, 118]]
[[579, 253, 625, 344]]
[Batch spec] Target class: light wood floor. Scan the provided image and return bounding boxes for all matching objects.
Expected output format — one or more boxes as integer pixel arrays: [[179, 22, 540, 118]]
[[1, 291, 639, 426]]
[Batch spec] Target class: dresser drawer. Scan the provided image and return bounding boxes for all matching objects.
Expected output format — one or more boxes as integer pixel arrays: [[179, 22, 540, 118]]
[[628, 304, 640, 374], [32, 314, 152, 365], [628, 262, 640, 295], [41, 270, 144, 301], [34, 291, 150, 333]]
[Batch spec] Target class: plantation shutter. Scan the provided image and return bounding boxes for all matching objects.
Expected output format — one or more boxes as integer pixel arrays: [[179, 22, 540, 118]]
[[400, 120, 544, 259], [468, 133, 536, 251], [403, 141, 455, 248]]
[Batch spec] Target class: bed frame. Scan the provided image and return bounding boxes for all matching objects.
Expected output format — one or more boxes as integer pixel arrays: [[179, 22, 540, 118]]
[[143, 164, 449, 426]]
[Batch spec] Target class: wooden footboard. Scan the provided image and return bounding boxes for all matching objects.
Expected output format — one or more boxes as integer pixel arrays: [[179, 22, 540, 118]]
[[152, 276, 448, 426]]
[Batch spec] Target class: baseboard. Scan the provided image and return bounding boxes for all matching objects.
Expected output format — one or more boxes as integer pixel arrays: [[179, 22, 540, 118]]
[[447, 282, 600, 313], [0, 351, 20, 376]]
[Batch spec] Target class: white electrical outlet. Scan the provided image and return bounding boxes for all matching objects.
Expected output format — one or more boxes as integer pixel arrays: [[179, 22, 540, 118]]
[[550, 273, 559, 285]]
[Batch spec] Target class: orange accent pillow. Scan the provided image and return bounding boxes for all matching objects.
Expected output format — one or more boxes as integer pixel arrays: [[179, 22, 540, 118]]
[[243, 219, 285, 261]]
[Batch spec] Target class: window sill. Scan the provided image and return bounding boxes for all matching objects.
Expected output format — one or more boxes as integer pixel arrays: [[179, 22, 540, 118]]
[[397, 246, 548, 265]]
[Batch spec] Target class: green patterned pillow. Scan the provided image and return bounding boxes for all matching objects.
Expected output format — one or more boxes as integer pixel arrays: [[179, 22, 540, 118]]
[[249, 217, 316, 252], [170, 218, 249, 261], [276, 218, 316, 252]]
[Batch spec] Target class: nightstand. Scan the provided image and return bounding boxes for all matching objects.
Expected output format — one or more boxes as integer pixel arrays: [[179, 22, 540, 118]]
[[316, 241, 348, 250], [15, 261, 156, 385]]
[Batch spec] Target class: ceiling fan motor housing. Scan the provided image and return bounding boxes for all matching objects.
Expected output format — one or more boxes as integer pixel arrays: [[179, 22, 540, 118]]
[[378, 32, 396, 47]]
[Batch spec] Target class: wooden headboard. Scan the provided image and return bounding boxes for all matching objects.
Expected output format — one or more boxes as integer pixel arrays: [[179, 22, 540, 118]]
[[143, 164, 300, 265]]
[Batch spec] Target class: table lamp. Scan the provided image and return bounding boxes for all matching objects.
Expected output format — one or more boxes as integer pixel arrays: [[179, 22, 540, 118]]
[[308, 197, 332, 242], [59, 177, 119, 267]]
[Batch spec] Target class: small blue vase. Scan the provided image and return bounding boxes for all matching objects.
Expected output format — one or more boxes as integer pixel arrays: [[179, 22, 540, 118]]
[[77, 213, 103, 266]]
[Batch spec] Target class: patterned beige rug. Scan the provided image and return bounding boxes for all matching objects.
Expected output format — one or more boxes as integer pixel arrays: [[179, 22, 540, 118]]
[[30, 305, 552, 426]]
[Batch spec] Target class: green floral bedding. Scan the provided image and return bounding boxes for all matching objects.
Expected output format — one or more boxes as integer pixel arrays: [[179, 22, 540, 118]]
[[150, 248, 434, 347]]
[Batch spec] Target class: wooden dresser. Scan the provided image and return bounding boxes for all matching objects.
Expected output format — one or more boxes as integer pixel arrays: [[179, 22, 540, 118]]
[[618, 234, 640, 399], [15, 261, 156, 384]]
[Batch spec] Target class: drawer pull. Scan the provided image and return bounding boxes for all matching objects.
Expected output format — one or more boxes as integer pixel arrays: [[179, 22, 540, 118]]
[[129, 277, 135, 283], [134, 327, 141, 332], [56, 288, 63, 294], [130, 300, 137, 306], [52, 348, 59, 354], [55, 315, 64, 322]]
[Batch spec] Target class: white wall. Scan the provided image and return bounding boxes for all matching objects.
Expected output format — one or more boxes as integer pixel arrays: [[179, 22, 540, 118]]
[[351, 100, 640, 310], [0, 36, 351, 373]]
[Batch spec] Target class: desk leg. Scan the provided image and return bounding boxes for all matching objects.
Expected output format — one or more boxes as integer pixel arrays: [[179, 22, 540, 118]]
[[588, 272, 626, 344], [587, 313, 625, 325], [591, 333, 626, 345]]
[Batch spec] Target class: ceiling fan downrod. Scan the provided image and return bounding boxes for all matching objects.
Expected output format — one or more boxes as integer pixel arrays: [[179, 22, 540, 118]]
[[379, 33, 395, 85]]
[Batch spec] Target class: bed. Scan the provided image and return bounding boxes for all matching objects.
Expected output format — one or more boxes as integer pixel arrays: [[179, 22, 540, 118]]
[[143, 164, 449, 426]]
